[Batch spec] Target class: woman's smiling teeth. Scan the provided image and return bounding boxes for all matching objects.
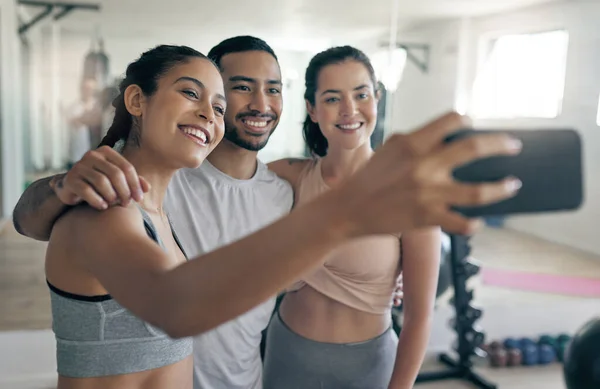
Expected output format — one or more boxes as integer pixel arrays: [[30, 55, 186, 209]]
[[337, 122, 362, 131], [180, 125, 208, 145]]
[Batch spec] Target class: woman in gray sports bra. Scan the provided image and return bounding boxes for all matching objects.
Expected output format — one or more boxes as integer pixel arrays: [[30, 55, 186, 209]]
[[45, 45, 216, 388], [39, 43, 521, 389]]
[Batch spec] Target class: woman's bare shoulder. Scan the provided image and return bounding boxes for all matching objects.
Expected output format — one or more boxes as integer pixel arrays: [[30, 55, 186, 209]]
[[268, 158, 314, 187], [53, 203, 146, 244]]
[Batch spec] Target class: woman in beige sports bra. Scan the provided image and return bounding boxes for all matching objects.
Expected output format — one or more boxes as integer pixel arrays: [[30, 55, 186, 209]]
[[264, 46, 442, 389]]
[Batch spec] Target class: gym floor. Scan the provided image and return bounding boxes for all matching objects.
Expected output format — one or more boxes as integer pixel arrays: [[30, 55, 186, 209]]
[[1, 222, 598, 388]]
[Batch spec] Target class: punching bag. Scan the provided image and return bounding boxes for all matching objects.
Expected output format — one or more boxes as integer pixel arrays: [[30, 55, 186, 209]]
[[83, 38, 110, 87], [95, 39, 110, 86], [83, 40, 99, 80]]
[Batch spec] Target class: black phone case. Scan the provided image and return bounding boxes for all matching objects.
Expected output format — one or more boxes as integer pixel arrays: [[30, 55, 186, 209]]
[[444, 128, 584, 217]]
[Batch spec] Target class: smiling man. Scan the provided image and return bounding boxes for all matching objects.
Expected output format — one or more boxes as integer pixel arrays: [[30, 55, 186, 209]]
[[164, 36, 294, 389]]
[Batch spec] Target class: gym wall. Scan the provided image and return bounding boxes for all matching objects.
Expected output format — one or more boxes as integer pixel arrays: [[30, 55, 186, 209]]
[[388, 0, 600, 256]]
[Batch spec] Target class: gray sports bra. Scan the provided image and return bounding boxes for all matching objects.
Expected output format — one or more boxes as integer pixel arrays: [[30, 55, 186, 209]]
[[47, 206, 193, 378]]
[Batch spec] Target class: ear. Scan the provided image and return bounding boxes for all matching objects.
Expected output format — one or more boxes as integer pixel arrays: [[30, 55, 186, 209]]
[[305, 99, 318, 123], [123, 84, 146, 118]]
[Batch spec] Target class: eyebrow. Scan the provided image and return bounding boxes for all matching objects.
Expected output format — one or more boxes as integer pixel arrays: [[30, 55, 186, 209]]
[[229, 75, 282, 85], [320, 84, 370, 96], [175, 76, 226, 102]]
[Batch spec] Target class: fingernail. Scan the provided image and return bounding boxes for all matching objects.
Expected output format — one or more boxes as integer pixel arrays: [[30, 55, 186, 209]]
[[136, 190, 144, 201], [507, 177, 523, 192], [509, 138, 522, 151], [465, 219, 483, 235], [100, 202, 108, 210]]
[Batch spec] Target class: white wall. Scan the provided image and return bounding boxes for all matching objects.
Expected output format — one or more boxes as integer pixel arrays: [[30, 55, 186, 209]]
[[0, 0, 24, 218], [389, 1, 600, 255], [391, 19, 463, 133]]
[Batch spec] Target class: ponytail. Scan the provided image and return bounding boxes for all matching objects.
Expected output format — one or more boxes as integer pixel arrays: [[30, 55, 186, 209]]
[[302, 114, 328, 157], [98, 93, 132, 148]]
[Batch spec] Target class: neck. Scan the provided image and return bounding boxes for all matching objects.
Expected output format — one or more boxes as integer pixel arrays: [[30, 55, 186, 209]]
[[207, 139, 259, 180], [121, 145, 175, 214], [321, 143, 374, 186]]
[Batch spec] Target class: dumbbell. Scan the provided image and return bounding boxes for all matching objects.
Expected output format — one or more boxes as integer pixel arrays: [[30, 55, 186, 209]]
[[522, 344, 540, 366], [486, 341, 517, 368], [465, 329, 486, 349], [464, 259, 481, 278], [519, 337, 537, 350], [449, 289, 475, 306], [499, 338, 524, 367], [556, 334, 572, 362], [557, 333, 572, 345], [489, 346, 508, 368], [448, 306, 483, 330], [465, 305, 483, 321], [538, 344, 557, 365], [507, 348, 523, 367], [539, 334, 558, 349], [503, 338, 519, 350]]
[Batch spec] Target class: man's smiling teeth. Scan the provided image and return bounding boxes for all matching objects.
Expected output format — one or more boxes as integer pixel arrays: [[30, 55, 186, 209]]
[[181, 126, 207, 143], [244, 120, 267, 128], [338, 123, 361, 130]]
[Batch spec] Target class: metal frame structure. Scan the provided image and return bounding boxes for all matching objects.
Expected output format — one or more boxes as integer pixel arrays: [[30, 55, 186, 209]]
[[380, 41, 431, 73], [397, 43, 430, 73], [17, 1, 100, 34]]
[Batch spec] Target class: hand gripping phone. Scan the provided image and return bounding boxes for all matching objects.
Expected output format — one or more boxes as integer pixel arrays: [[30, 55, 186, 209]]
[[444, 128, 584, 217]]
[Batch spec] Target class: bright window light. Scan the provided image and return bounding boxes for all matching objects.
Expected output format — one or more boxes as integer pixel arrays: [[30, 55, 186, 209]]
[[472, 30, 569, 119]]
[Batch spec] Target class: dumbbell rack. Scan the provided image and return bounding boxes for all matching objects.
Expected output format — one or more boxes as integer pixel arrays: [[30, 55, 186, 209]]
[[415, 234, 497, 389]]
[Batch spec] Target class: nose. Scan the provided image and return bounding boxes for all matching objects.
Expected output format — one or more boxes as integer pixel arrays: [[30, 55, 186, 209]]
[[249, 90, 270, 113], [340, 97, 357, 117], [196, 98, 215, 124]]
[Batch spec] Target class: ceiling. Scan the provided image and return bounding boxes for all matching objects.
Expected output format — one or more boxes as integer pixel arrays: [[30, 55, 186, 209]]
[[19, 0, 565, 50]]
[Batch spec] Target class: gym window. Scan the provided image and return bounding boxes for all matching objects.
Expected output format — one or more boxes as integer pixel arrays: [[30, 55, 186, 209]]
[[471, 29, 569, 119]]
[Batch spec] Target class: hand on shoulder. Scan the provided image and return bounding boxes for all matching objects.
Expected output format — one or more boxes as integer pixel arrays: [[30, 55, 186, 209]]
[[51, 146, 150, 210]]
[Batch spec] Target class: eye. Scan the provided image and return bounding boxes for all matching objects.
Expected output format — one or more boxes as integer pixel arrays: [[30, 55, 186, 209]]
[[325, 97, 339, 103], [357, 93, 369, 99], [213, 106, 225, 116], [269, 88, 281, 94], [183, 89, 198, 99], [233, 85, 251, 92]]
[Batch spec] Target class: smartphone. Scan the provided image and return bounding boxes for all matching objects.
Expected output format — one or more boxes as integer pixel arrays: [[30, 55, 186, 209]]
[[444, 128, 584, 217]]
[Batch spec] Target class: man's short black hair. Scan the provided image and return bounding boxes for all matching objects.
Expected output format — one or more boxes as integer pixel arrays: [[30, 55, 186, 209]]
[[207, 35, 278, 69]]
